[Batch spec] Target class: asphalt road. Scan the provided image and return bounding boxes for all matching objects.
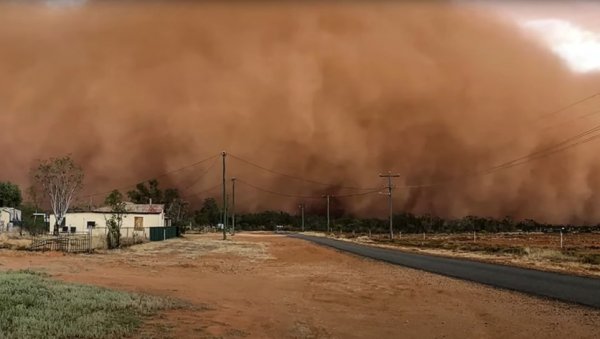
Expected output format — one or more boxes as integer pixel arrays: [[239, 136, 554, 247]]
[[290, 234, 600, 309]]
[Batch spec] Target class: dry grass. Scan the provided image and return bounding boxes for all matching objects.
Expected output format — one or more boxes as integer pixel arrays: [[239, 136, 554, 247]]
[[0, 233, 32, 250], [335, 232, 600, 277], [126, 234, 273, 262], [90, 234, 148, 250]]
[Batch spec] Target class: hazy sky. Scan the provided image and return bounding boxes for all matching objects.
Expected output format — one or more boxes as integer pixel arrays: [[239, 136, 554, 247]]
[[3, 0, 599, 221], [42, 0, 600, 73]]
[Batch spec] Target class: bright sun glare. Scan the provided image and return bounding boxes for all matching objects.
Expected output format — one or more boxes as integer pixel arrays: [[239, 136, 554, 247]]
[[523, 19, 600, 73]]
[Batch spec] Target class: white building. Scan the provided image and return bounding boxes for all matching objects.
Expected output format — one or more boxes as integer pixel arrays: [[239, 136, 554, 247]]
[[0, 208, 21, 232], [48, 203, 166, 237]]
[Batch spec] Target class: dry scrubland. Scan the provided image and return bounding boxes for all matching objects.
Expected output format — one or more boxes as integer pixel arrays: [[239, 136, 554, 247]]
[[0, 233, 31, 250], [321, 232, 600, 277], [0, 233, 599, 338]]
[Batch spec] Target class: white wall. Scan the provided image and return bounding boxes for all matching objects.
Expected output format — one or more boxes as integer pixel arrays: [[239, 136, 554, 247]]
[[0, 208, 21, 232], [48, 211, 165, 234]]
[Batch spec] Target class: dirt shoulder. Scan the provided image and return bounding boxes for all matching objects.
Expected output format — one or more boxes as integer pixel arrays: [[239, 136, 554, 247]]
[[1, 233, 599, 338]]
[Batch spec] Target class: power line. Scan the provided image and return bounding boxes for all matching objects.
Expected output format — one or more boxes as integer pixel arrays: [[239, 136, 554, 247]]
[[485, 131, 600, 174], [182, 183, 222, 199], [72, 91, 600, 207], [403, 122, 600, 189], [231, 91, 600, 193], [539, 107, 600, 132], [180, 157, 219, 193], [475, 92, 600, 158], [534, 91, 600, 121], [228, 153, 379, 191], [236, 178, 322, 199], [236, 178, 382, 200], [78, 153, 220, 199], [335, 189, 383, 198], [380, 172, 400, 239], [483, 123, 600, 173]]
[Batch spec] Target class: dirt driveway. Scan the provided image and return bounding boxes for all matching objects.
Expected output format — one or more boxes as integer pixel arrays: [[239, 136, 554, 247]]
[[0, 233, 598, 338]]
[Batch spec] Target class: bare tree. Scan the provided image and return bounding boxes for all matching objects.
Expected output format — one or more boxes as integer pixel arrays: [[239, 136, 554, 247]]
[[33, 156, 84, 235]]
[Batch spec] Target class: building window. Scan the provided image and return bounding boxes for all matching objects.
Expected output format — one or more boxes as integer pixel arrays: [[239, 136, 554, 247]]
[[87, 221, 96, 229], [134, 217, 144, 231]]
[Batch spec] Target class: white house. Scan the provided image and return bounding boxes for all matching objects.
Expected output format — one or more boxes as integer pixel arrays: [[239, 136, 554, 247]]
[[48, 203, 166, 237], [0, 208, 21, 232]]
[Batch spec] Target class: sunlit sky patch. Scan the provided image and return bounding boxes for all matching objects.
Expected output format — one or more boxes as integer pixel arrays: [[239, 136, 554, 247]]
[[475, 0, 600, 74], [523, 19, 600, 73]]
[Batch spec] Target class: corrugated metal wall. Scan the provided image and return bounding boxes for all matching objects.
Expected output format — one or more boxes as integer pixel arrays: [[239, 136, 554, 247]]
[[149, 227, 178, 241]]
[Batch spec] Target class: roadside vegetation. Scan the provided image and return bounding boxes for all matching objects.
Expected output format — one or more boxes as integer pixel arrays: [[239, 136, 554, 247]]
[[368, 233, 600, 265], [328, 232, 600, 276], [0, 270, 180, 339]]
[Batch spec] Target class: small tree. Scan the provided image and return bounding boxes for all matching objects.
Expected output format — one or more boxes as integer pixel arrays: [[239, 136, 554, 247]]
[[0, 182, 22, 208], [127, 179, 162, 204], [105, 190, 127, 249], [194, 198, 220, 227], [33, 156, 84, 235]]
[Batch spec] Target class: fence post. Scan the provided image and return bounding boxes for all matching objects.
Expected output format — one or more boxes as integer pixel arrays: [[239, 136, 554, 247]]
[[560, 230, 564, 249]]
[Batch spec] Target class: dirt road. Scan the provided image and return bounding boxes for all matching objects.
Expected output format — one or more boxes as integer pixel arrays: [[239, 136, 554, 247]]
[[0, 233, 598, 338]]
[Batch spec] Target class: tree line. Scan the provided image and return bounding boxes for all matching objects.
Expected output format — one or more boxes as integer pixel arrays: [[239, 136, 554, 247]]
[[3, 155, 599, 238], [190, 198, 600, 234]]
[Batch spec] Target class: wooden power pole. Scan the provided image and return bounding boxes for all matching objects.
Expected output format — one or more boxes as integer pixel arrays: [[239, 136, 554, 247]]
[[379, 172, 400, 240], [231, 177, 236, 236], [299, 203, 305, 232], [322, 195, 331, 234], [222, 151, 227, 240]]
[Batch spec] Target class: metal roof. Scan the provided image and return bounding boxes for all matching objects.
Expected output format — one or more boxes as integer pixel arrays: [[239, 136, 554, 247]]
[[93, 202, 164, 214]]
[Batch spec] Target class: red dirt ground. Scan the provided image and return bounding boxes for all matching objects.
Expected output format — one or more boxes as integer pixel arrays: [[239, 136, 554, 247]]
[[1, 233, 599, 338]]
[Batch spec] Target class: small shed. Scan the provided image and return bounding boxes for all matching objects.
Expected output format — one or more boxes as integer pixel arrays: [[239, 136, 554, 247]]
[[0, 208, 21, 232]]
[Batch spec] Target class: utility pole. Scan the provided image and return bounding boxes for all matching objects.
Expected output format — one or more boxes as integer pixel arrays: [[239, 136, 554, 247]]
[[221, 151, 227, 240], [299, 203, 305, 232], [231, 177, 236, 236], [322, 195, 331, 234], [379, 172, 400, 240]]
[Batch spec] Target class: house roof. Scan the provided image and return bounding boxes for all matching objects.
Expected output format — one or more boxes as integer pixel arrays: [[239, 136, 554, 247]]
[[93, 202, 164, 214], [0, 207, 21, 213]]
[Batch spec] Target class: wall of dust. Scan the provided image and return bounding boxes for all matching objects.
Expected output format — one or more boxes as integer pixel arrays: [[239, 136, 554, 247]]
[[1, 1, 599, 223]]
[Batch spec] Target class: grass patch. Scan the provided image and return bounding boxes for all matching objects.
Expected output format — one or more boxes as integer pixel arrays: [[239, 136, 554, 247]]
[[580, 253, 600, 265], [0, 270, 181, 338], [377, 235, 600, 267]]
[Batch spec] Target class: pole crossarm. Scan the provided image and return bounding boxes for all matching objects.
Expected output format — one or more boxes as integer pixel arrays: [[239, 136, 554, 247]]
[[379, 172, 400, 240]]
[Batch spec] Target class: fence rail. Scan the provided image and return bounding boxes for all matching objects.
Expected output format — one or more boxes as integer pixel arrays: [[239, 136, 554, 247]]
[[29, 226, 177, 251], [30, 234, 91, 253]]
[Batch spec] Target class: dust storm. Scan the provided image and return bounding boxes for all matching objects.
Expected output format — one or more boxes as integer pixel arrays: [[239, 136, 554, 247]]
[[0, 1, 599, 223]]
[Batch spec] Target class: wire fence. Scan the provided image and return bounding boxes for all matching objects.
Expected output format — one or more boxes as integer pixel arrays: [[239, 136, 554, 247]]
[[29, 227, 151, 252], [30, 233, 92, 253]]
